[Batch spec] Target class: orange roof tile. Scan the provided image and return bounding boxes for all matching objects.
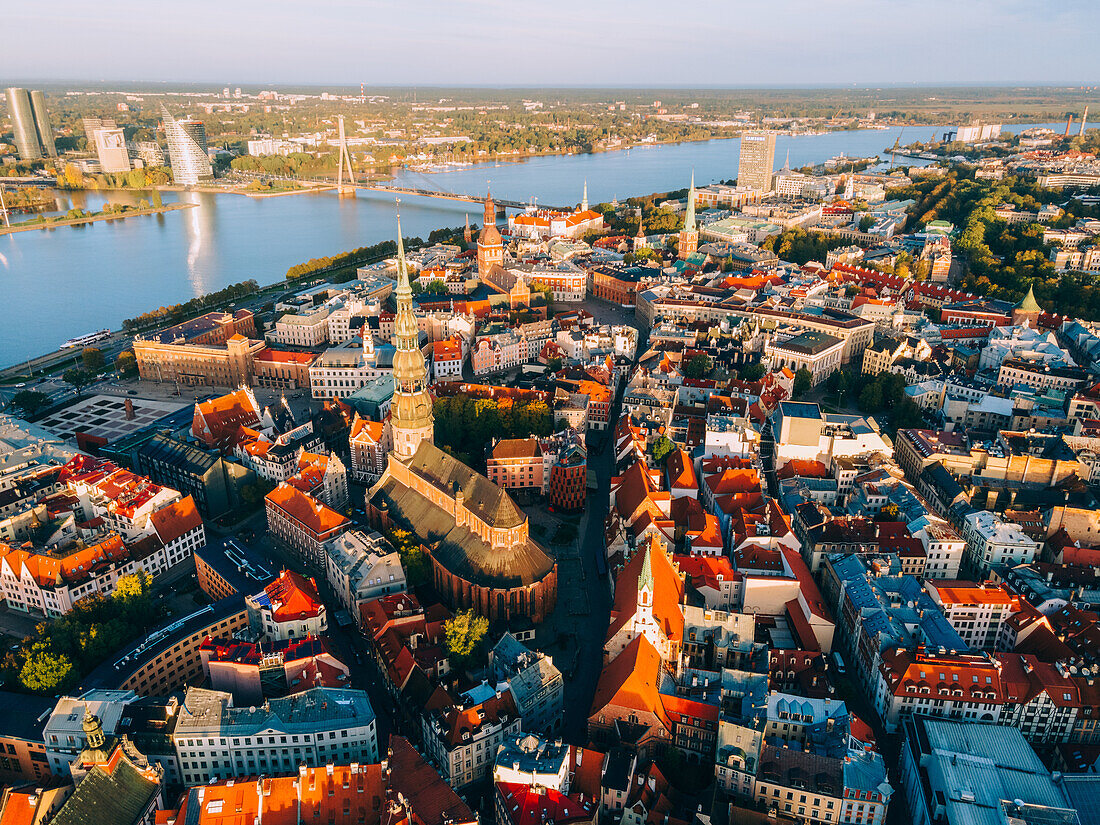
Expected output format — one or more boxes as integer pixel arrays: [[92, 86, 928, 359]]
[[928, 580, 1018, 607], [589, 634, 669, 727], [665, 449, 697, 492], [149, 495, 202, 545], [265, 484, 349, 537], [255, 349, 318, 364], [261, 569, 324, 622]]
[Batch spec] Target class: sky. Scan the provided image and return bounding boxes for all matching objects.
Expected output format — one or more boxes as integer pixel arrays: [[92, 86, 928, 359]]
[[5, 0, 1099, 87]]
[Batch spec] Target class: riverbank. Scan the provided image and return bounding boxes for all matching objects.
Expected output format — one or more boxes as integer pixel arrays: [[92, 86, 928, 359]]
[[0, 201, 196, 235], [244, 184, 335, 199]]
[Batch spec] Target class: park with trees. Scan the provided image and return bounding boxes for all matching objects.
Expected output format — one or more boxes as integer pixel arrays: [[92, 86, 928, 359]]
[[2, 572, 159, 694], [432, 394, 553, 468]]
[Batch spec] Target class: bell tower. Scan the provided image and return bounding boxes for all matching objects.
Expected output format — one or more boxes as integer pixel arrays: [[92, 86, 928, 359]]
[[678, 171, 698, 259], [389, 210, 434, 462], [477, 190, 504, 279]]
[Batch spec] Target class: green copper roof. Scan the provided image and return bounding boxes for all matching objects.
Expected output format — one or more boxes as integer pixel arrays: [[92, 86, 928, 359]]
[[684, 170, 696, 232], [1017, 283, 1041, 313], [639, 542, 654, 592]]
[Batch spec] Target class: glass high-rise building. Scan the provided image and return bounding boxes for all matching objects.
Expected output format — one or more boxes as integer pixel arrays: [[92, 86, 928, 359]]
[[160, 104, 213, 185], [738, 131, 777, 192], [6, 87, 54, 160], [29, 90, 56, 157]]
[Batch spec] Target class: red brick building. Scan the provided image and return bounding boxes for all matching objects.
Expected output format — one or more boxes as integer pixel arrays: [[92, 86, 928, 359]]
[[549, 438, 587, 512], [591, 265, 645, 307], [367, 441, 557, 625]]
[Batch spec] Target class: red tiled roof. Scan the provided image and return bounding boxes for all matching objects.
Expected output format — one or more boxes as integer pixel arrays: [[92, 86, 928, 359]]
[[495, 783, 594, 825], [673, 554, 738, 591], [266, 483, 349, 537], [665, 449, 697, 492], [255, 349, 318, 364], [589, 635, 669, 727], [388, 736, 477, 825], [149, 495, 202, 545], [262, 569, 324, 622]]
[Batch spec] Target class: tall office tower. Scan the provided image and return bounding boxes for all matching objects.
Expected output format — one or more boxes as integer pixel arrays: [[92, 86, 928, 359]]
[[160, 104, 213, 185], [29, 91, 56, 157], [738, 131, 777, 192], [6, 87, 49, 160]]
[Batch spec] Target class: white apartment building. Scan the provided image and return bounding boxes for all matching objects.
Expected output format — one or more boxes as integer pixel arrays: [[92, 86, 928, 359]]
[[422, 688, 521, 790], [309, 340, 388, 399], [173, 687, 378, 787], [924, 581, 1020, 650], [324, 530, 407, 621], [961, 510, 1042, 578], [270, 307, 332, 348], [44, 690, 138, 776], [764, 330, 845, 386], [909, 518, 965, 579]]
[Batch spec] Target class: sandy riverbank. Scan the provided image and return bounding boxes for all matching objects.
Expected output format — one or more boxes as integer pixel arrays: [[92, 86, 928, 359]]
[[0, 201, 196, 235]]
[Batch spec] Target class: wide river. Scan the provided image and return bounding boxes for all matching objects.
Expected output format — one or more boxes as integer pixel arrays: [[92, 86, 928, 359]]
[[0, 123, 1064, 366]]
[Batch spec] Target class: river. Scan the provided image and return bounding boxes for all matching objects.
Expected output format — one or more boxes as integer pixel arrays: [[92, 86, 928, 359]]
[[0, 122, 1064, 367]]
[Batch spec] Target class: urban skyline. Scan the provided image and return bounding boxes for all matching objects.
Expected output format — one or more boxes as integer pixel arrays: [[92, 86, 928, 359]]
[[4, 5, 1100, 825], [5, 0, 1100, 86]]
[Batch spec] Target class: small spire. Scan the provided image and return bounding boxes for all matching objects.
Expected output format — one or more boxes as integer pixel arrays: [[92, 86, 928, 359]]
[[395, 203, 411, 303], [683, 170, 696, 232], [639, 540, 654, 592], [581, 179, 589, 211]]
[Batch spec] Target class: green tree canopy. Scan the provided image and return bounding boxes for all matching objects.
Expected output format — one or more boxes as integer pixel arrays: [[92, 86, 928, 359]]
[[10, 390, 50, 418], [683, 353, 711, 380], [737, 362, 766, 381], [82, 348, 106, 372], [793, 368, 813, 398], [62, 368, 94, 395], [443, 609, 489, 668], [650, 434, 676, 465], [19, 643, 73, 693], [116, 351, 137, 375]]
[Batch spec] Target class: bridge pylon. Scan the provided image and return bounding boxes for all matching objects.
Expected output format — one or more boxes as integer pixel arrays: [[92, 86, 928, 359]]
[[336, 115, 357, 197]]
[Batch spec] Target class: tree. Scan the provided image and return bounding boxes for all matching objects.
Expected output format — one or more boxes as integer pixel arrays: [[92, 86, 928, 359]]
[[82, 348, 105, 372], [62, 368, 94, 396], [827, 370, 850, 402], [114, 572, 151, 602], [545, 356, 562, 373], [650, 434, 676, 465], [11, 390, 49, 418], [859, 381, 884, 411], [116, 351, 137, 376], [443, 609, 489, 668], [151, 189, 163, 208], [858, 215, 875, 232], [683, 353, 711, 380], [19, 643, 73, 693], [793, 368, 813, 398], [737, 362, 765, 381], [62, 162, 83, 189]]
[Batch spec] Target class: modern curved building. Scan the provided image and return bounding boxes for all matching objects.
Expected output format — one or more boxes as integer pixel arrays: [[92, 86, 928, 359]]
[[29, 90, 56, 157], [160, 103, 213, 185], [6, 87, 55, 160]]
